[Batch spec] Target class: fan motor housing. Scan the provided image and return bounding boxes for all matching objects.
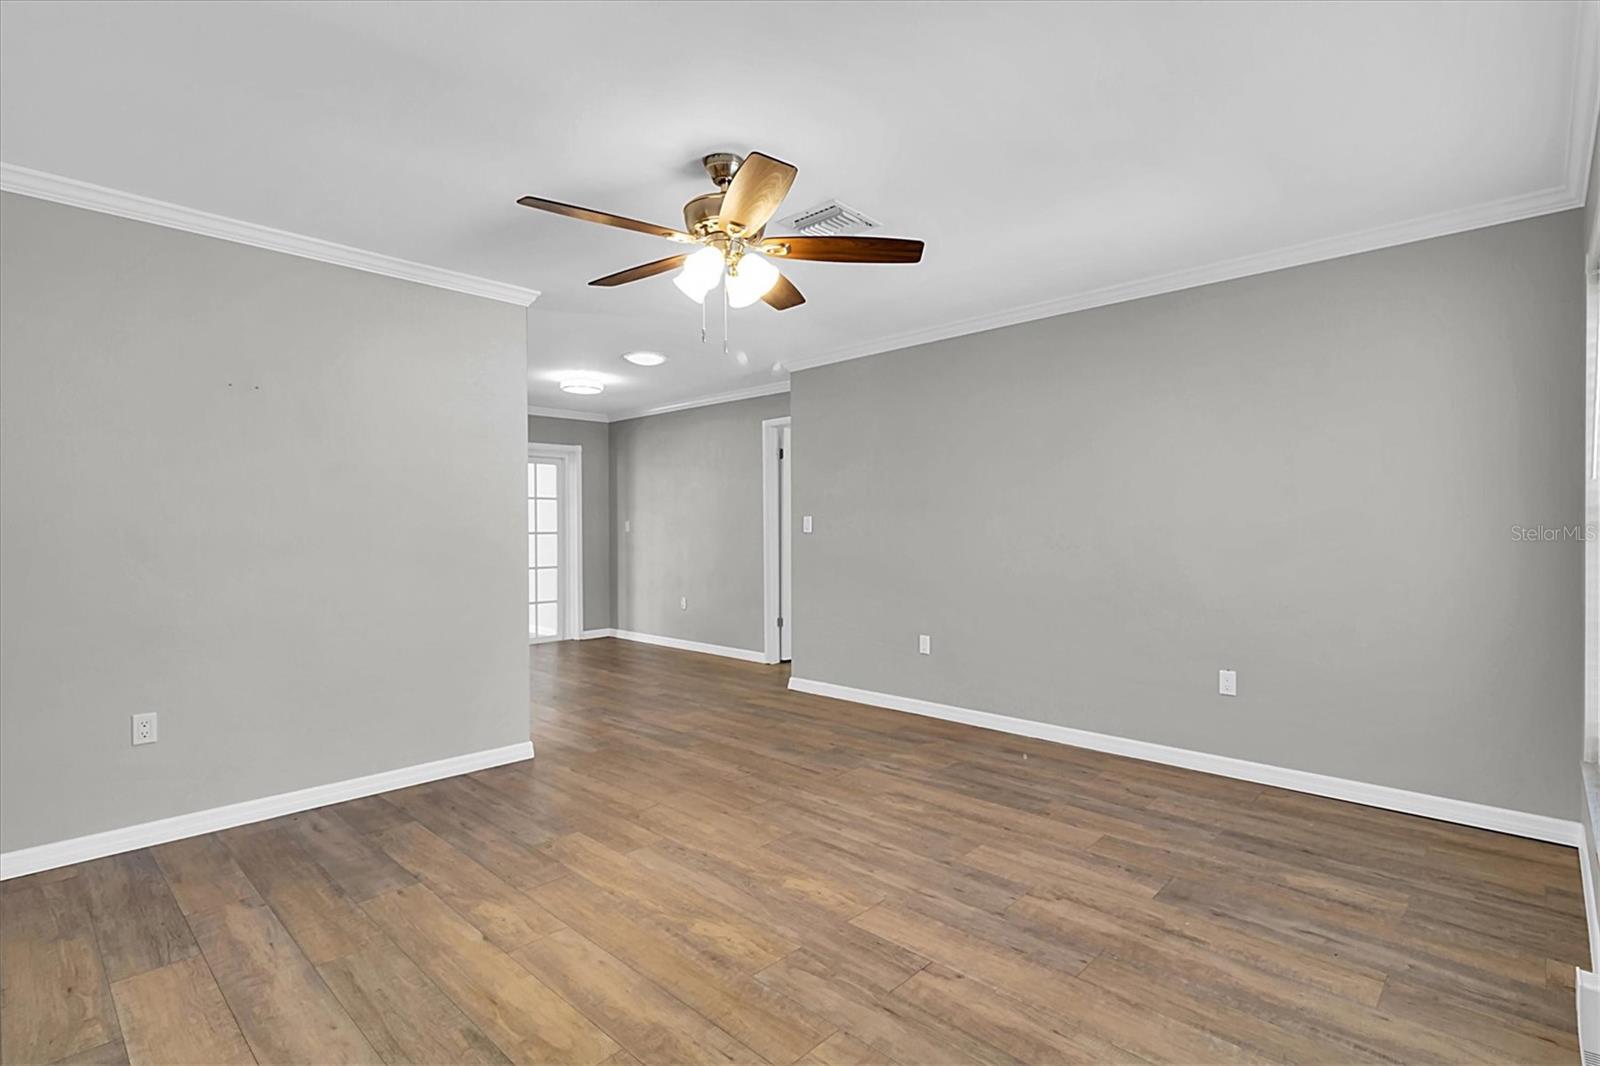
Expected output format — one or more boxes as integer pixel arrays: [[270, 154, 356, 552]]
[[683, 192, 724, 236], [682, 192, 765, 248]]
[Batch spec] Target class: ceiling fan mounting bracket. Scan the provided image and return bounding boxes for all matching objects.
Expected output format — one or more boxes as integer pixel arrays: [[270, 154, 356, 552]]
[[700, 152, 744, 189]]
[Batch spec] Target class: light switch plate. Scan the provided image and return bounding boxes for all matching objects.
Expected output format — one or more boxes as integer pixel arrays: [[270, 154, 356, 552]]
[[802, 515, 813, 534], [918, 634, 931, 655]]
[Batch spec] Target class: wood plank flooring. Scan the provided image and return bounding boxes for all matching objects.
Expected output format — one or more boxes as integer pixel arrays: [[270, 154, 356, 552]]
[[0, 637, 1586, 1064]]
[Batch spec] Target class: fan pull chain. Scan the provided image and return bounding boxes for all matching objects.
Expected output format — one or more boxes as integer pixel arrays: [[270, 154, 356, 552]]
[[700, 297, 706, 344], [722, 278, 730, 356]]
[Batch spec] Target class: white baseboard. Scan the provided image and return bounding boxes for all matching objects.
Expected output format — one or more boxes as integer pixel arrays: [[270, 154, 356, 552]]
[[580, 628, 617, 639], [609, 629, 767, 663], [788, 676, 1581, 847], [0, 740, 535, 880]]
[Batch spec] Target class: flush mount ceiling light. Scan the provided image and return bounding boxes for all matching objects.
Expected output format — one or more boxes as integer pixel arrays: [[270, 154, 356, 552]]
[[559, 377, 604, 396], [622, 351, 667, 367]]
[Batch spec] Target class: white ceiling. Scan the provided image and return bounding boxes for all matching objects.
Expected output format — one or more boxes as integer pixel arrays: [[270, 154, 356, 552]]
[[2, 1, 1595, 418]]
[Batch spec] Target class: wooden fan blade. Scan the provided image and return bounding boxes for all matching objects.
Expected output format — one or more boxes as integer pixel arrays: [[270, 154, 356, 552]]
[[719, 152, 796, 236], [762, 272, 805, 310], [759, 235, 924, 263], [517, 196, 694, 242], [589, 254, 690, 287]]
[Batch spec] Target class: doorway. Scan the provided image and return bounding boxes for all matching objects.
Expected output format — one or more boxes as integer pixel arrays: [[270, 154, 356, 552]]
[[527, 443, 584, 643], [762, 417, 792, 663]]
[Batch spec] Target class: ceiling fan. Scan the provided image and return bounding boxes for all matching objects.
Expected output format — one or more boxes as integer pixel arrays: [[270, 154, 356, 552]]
[[516, 150, 924, 313]]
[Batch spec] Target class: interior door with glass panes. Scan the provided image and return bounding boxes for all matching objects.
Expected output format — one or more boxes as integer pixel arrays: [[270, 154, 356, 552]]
[[528, 455, 565, 642]]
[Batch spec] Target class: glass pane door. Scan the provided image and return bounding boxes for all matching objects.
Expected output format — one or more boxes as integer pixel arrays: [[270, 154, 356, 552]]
[[528, 457, 562, 641]]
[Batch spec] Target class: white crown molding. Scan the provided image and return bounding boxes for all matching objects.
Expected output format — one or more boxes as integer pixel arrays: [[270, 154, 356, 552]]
[[608, 629, 766, 663], [784, 182, 1584, 374], [0, 740, 534, 879], [788, 676, 1582, 847], [526, 380, 792, 424], [611, 380, 790, 422], [0, 163, 541, 307], [527, 405, 610, 423], [785, 31, 1599, 376], [1564, 0, 1600, 207]]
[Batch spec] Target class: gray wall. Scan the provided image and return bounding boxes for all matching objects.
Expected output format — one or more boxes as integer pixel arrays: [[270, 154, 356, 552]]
[[792, 210, 1585, 820], [611, 393, 788, 652], [0, 193, 530, 852], [527, 415, 612, 631]]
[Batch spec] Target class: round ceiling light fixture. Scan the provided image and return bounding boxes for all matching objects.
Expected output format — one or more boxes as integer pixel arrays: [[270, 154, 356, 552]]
[[559, 376, 604, 396], [622, 351, 666, 367]]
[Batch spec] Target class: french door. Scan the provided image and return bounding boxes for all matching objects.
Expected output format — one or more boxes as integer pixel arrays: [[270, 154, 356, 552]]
[[779, 423, 792, 661], [528, 453, 566, 643], [527, 441, 586, 646]]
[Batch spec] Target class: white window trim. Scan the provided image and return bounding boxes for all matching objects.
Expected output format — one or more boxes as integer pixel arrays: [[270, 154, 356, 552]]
[[1585, 266, 1599, 762], [528, 443, 584, 643], [761, 417, 792, 664]]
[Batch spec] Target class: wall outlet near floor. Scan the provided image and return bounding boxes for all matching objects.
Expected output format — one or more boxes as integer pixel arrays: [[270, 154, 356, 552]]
[[1218, 669, 1237, 696], [802, 515, 813, 534], [131, 712, 158, 745], [919, 634, 932, 655], [680, 596, 688, 611]]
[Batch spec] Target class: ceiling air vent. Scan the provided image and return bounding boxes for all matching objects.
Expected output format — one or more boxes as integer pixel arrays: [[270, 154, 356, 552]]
[[779, 200, 880, 237]]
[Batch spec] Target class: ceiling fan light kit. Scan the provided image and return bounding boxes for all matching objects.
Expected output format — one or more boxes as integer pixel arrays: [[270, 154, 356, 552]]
[[724, 252, 779, 308], [672, 245, 724, 303]]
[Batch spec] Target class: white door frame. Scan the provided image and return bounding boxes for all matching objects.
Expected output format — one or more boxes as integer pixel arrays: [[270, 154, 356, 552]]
[[761, 417, 791, 664], [528, 443, 584, 642]]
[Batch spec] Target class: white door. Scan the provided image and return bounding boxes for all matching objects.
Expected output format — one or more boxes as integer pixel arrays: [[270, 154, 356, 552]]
[[779, 425, 793, 661], [528, 454, 565, 643]]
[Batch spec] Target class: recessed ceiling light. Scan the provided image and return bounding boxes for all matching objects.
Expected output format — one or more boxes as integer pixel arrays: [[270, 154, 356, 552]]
[[560, 377, 604, 396], [622, 351, 666, 367]]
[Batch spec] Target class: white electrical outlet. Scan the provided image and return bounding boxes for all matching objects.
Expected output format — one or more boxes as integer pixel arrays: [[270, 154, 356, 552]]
[[918, 634, 932, 655], [131, 712, 158, 745], [680, 596, 688, 610], [1218, 669, 1237, 697], [802, 515, 813, 534], [624, 519, 631, 533]]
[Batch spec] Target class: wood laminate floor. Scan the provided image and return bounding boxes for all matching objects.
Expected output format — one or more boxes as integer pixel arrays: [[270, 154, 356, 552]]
[[1, 638, 1587, 1064]]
